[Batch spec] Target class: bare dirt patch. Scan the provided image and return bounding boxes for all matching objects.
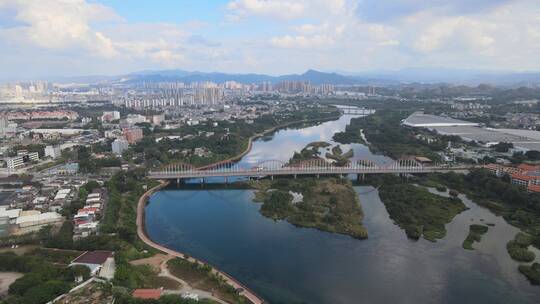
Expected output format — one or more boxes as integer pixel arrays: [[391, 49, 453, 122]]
[[129, 253, 169, 273], [0, 272, 23, 296]]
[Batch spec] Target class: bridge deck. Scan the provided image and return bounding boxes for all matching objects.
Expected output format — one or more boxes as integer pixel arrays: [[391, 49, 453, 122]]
[[149, 166, 471, 179]]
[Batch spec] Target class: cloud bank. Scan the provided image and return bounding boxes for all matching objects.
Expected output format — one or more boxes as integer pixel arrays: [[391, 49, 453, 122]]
[[0, 0, 539, 78]]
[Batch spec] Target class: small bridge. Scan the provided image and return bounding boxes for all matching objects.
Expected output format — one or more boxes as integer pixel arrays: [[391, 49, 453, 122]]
[[148, 159, 473, 181], [339, 107, 375, 115]]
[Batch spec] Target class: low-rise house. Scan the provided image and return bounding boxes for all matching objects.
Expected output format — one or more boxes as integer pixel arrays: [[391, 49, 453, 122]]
[[70, 251, 115, 279], [0, 207, 21, 224], [132, 289, 162, 300], [14, 211, 62, 234]]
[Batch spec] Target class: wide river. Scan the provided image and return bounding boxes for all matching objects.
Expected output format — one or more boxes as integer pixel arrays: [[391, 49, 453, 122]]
[[145, 114, 540, 303]]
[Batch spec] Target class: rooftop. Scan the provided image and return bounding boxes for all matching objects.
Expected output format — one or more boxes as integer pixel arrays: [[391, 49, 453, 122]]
[[402, 113, 478, 127], [132, 289, 162, 300], [72, 250, 113, 265]]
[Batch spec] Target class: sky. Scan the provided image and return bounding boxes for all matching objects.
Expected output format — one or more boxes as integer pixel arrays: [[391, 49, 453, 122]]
[[0, 0, 539, 79]]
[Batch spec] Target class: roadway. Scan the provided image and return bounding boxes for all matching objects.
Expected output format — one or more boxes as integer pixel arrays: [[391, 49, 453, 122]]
[[149, 165, 474, 180]]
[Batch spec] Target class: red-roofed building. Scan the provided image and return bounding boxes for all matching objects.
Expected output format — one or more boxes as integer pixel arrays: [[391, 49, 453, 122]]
[[518, 163, 540, 173], [132, 288, 163, 299], [511, 173, 540, 187], [73, 218, 91, 226], [484, 163, 521, 176], [528, 184, 540, 194], [77, 207, 99, 215]]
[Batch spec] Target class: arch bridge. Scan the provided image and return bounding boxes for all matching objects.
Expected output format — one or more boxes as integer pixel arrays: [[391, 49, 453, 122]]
[[148, 158, 473, 180]]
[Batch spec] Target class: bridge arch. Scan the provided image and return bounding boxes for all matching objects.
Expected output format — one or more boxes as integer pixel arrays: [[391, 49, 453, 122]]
[[383, 158, 423, 170], [251, 159, 287, 171], [157, 162, 197, 173], [352, 159, 378, 168]]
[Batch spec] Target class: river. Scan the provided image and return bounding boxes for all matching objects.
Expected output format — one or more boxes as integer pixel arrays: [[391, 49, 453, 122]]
[[145, 114, 540, 303]]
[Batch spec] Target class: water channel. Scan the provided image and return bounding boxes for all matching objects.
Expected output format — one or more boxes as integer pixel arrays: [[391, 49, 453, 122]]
[[145, 114, 540, 303]]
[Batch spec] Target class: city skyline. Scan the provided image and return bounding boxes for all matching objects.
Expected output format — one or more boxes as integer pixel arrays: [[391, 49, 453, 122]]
[[1, 0, 540, 79]]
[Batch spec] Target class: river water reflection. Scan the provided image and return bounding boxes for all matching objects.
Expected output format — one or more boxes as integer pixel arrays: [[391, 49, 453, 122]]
[[145, 114, 540, 303]]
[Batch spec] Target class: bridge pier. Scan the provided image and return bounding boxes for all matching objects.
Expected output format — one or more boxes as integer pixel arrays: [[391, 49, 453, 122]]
[[294, 174, 297, 179], [270, 175, 274, 180], [317, 174, 320, 179]]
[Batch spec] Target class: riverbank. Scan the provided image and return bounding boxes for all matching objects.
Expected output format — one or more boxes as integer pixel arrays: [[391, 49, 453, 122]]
[[197, 115, 340, 170], [136, 181, 265, 304]]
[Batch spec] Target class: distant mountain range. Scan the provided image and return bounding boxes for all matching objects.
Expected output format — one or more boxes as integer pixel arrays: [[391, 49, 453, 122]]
[[120, 68, 540, 87], [122, 69, 370, 85], [18, 68, 540, 87]]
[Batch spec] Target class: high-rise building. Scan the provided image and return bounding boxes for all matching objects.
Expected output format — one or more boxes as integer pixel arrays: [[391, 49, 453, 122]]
[[112, 138, 129, 155], [276, 81, 311, 94], [259, 82, 273, 92], [0, 115, 8, 137], [194, 88, 223, 105], [123, 128, 143, 144]]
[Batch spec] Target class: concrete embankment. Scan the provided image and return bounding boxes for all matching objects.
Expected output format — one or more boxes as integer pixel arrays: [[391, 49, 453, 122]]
[[136, 182, 265, 304]]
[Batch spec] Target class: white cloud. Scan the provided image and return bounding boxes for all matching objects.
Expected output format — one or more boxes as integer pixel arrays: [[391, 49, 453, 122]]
[[0, 0, 224, 71], [1, 0, 540, 78], [0, 0, 119, 57], [271, 35, 335, 48], [226, 0, 347, 20], [269, 1, 399, 51], [404, 0, 540, 69], [227, 0, 306, 19]]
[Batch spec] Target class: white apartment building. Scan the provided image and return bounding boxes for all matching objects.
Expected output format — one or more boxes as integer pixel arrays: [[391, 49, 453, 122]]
[[5, 152, 39, 169], [112, 138, 129, 155], [45, 145, 61, 159]]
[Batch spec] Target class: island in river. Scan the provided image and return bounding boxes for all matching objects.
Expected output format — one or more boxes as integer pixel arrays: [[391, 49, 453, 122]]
[[365, 174, 467, 241], [462, 224, 489, 250], [251, 177, 368, 239]]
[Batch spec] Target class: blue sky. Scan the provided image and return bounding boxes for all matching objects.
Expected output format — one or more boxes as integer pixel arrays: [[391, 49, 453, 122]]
[[94, 1, 227, 23], [0, 0, 539, 79]]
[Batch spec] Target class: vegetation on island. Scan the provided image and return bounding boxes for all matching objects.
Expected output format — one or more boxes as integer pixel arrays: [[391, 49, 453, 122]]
[[462, 224, 489, 250], [289, 141, 331, 164], [519, 263, 540, 285], [414, 169, 540, 284], [333, 110, 460, 161], [252, 177, 368, 239], [325, 145, 354, 166], [506, 232, 536, 262], [419, 170, 540, 250], [366, 175, 467, 241], [289, 141, 353, 167]]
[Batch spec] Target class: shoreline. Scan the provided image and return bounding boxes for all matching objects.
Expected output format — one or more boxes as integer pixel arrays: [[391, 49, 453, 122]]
[[136, 181, 265, 304], [135, 113, 342, 303], [196, 114, 341, 170]]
